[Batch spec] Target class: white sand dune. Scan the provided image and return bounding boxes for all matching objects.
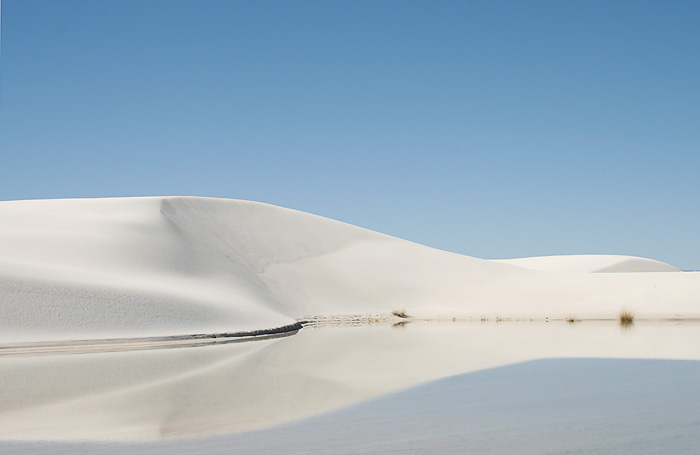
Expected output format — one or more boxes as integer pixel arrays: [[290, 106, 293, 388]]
[[1, 196, 698, 343]]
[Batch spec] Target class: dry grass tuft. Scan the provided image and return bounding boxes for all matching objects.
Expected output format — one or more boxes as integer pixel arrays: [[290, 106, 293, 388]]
[[619, 309, 635, 326], [391, 310, 409, 318]]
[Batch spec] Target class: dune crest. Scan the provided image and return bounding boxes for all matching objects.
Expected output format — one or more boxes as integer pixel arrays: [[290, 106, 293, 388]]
[[494, 255, 681, 273]]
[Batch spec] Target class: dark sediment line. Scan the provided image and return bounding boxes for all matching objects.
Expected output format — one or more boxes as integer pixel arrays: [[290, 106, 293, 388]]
[[0, 321, 303, 356]]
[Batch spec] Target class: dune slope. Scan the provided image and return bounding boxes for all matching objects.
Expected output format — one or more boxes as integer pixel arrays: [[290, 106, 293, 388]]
[[1, 196, 698, 343]]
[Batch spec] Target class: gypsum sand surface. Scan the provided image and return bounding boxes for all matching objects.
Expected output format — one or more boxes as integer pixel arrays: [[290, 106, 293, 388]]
[[1, 196, 699, 346]]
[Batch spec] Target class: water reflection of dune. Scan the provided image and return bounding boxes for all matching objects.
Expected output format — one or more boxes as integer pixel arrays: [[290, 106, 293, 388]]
[[1, 321, 699, 442]]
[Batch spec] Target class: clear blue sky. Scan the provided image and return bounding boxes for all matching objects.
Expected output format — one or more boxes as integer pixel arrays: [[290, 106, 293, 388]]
[[2, 1, 699, 269]]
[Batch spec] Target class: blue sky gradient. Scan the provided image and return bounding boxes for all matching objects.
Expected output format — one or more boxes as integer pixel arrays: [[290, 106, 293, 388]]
[[2, 1, 699, 269]]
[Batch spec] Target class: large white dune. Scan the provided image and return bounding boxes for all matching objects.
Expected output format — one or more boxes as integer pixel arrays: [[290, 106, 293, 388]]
[[1, 196, 698, 343]]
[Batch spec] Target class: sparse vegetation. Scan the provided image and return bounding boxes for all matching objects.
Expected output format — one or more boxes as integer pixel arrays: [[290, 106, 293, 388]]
[[391, 310, 409, 318], [619, 310, 635, 326]]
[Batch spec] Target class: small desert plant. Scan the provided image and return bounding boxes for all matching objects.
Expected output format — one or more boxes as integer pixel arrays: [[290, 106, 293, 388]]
[[391, 310, 409, 318], [619, 310, 635, 325], [566, 317, 577, 324]]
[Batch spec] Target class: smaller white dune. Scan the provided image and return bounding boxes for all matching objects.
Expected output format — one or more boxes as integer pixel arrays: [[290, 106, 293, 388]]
[[493, 255, 681, 273]]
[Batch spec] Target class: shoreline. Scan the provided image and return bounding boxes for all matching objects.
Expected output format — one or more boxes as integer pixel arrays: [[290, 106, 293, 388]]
[[5, 314, 700, 356], [0, 322, 302, 356]]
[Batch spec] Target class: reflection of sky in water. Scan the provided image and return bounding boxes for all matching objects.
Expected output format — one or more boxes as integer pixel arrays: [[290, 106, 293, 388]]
[[207, 358, 700, 455], [1, 322, 700, 451]]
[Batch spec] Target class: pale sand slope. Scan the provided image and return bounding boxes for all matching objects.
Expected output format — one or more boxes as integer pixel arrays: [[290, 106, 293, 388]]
[[1, 196, 699, 343]]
